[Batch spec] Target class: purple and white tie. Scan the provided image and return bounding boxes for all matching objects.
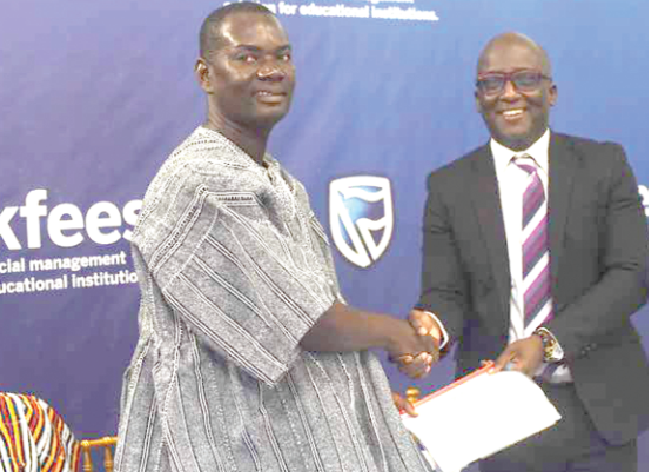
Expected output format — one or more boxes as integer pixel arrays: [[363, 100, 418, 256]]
[[514, 156, 553, 333]]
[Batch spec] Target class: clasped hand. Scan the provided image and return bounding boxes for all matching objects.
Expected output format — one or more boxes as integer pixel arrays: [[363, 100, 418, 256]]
[[387, 310, 441, 379]]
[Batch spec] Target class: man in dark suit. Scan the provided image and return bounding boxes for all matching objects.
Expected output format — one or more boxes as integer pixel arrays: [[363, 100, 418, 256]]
[[409, 32, 649, 471]]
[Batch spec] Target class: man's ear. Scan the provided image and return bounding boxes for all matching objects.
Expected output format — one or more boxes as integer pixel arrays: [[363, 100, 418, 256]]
[[549, 84, 558, 107], [195, 58, 213, 93], [475, 90, 483, 113]]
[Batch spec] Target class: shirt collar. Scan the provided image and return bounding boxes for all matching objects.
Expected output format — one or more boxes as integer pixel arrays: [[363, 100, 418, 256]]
[[490, 128, 551, 174]]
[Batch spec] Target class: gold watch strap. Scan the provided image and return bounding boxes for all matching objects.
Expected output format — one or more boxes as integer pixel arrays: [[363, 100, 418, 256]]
[[534, 328, 557, 362]]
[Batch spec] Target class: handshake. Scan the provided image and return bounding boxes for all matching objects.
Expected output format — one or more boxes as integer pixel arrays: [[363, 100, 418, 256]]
[[386, 310, 444, 379]]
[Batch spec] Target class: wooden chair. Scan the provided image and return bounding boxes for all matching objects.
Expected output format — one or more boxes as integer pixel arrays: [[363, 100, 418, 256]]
[[76, 436, 118, 472]]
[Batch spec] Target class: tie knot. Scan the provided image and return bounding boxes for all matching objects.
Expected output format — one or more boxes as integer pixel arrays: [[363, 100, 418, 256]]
[[512, 154, 537, 175]]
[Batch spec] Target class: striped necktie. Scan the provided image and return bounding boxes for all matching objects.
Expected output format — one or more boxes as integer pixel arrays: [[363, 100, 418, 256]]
[[513, 155, 553, 332]]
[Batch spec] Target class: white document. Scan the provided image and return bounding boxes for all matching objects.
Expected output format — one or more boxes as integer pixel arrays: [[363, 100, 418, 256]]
[[401, 366, 561, 472]]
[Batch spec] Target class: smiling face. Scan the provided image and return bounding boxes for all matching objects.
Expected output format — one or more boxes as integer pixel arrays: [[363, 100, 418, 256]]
[[475, 34, 557, 151], [197, 11, 295, 133]]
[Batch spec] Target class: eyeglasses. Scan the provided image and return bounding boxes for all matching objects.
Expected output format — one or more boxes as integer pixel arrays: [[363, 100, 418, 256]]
[[476, 70, 551, 96]]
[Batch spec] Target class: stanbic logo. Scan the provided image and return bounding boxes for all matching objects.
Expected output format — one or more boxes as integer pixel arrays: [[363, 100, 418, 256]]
[[329, 176, 393, 268], [0, 189, 142, 250]]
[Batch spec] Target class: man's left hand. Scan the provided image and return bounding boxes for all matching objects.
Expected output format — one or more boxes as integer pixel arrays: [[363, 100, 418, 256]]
[[392, 391, 417, 417], [493, 336, 544, 377]]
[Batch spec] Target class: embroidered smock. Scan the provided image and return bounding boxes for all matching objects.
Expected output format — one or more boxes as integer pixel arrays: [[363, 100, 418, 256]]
[[114, 126, 431, 472]]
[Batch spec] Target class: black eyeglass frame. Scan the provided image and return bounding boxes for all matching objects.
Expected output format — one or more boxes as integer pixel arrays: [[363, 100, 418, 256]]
[[475, 70, 552, 96]]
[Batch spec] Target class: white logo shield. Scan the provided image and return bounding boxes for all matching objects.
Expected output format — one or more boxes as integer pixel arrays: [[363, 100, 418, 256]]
[[329, 176, 393, 268]]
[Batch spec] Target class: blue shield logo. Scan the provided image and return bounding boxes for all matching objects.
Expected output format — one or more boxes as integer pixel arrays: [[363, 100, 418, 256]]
[[329, 176, 393, 268]]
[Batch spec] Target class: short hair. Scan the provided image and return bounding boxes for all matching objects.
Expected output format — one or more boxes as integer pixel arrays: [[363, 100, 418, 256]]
[[199, 2, 275, 59]]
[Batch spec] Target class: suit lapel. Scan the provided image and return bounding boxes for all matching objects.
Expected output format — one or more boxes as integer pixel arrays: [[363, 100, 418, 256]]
[[548, 133, 577, 287], [469, 145, 511, 323]]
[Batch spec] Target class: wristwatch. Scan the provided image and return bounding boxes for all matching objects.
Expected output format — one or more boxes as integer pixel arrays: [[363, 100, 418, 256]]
[[533, 327, 560, 363]]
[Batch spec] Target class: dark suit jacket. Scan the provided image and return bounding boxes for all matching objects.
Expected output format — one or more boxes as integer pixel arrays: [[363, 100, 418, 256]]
[[417, 131, 649, 445]]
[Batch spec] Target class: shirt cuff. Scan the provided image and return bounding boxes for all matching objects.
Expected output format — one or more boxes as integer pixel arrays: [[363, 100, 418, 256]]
[[420, 311, 449, 349]]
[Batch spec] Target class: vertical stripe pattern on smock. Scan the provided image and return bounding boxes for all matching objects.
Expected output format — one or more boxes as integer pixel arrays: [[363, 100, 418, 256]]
[[114, 126, 433, 472]]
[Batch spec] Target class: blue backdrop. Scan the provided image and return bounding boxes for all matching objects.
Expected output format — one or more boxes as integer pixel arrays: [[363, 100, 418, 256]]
[[2, 0, 649, 469]]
